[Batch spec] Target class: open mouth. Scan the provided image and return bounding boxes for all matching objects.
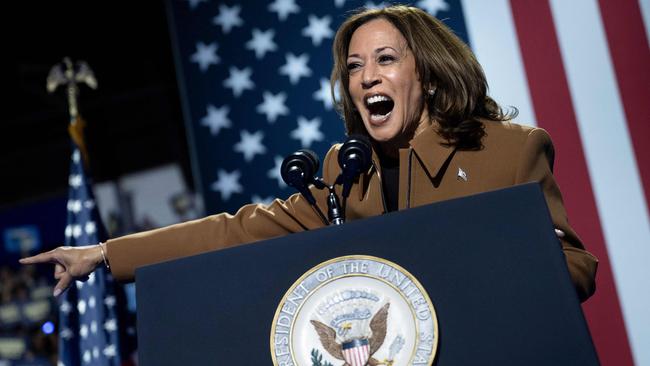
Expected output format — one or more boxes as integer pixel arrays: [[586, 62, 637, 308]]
[[364, 94, 394, 122]]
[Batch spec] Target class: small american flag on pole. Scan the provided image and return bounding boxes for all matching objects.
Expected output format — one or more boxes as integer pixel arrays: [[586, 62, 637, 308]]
[[57, 118, 121, 366]]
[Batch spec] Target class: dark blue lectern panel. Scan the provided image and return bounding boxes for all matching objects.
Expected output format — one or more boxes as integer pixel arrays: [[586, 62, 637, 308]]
[[136, 183, 598, 365]]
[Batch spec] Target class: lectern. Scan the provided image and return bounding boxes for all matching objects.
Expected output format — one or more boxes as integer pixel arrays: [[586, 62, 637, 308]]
[[136, 183, 599, 365]]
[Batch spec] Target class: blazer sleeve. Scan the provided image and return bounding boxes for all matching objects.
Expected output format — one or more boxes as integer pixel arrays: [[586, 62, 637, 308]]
[[105, 145, 340, 281], [514, 128, 598, 302]]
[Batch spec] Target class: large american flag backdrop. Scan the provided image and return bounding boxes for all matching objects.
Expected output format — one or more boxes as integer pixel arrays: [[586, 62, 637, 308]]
[[167, 0, 649, 364]]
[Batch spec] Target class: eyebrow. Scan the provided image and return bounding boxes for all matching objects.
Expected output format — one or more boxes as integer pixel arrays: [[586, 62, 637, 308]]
[[347, 46, 398, 59]]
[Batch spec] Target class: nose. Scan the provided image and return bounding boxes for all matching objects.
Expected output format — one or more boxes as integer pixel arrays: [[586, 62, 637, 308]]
[[361, 63, 380, 89]]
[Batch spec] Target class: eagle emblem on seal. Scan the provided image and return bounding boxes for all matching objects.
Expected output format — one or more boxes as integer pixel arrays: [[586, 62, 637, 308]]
[[310, 288, 395, 366]]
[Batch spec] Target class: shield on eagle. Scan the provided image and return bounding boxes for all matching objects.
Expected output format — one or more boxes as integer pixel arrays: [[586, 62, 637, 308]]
[[341, 338, 370, 366]]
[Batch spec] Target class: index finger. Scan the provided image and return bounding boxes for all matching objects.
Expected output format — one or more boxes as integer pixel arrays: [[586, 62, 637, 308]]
[[19, 250, 58, 265]]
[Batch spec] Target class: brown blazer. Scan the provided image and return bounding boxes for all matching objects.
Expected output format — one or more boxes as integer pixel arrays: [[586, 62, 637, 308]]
[[106, 121, 598, 301]]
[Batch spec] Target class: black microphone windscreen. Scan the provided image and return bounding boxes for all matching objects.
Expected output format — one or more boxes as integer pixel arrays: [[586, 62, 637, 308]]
[[338, 134, 372, 174], [281, 149, 320, 187]]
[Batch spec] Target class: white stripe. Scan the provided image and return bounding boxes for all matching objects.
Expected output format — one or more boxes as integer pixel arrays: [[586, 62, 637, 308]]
[[460, 0, 536, 126], [639, 0, 650, 47], [550, 1, 650, 365]]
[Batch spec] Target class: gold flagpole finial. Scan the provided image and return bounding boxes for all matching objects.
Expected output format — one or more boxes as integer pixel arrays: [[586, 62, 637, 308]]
[[47, 57, 98, 165], [47, 57, 98, 120]]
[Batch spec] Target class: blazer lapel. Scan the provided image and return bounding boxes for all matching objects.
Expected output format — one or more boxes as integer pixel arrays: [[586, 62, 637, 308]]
[[357, 148, 379, 201], [409, 126, 456, 181]]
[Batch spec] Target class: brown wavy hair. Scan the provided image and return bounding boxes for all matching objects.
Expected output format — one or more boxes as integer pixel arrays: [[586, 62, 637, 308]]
[[331, 5, 516, 149]]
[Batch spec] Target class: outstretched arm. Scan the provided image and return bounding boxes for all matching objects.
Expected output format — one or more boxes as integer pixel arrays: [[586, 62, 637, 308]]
[[20, 144, 342, 293]]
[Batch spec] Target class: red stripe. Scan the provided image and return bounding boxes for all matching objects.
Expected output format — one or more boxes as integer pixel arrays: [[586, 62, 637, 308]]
[[598, 0, 650, 216], [509, 1, 634, 365]]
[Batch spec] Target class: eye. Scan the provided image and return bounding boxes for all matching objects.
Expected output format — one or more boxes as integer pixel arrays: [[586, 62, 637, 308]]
[[378, 54, 396, 64], [347, 62, 361, 72]]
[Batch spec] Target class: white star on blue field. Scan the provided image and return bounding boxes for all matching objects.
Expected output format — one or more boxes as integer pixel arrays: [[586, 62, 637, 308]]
[[211, 169, 244, 201], [190, 42, 220, 72], [223, 66, 255, 97], [291, 116, 324, 148], [257, 91, 289, 123], [234, 130, 267, 162], [302, 15, 334, 46], [201, 105, 232, 136], [279, 53, 312, 84], [268, 0, 300, 21], [212, 4, 244, 33], [246, 28, 278, 59]]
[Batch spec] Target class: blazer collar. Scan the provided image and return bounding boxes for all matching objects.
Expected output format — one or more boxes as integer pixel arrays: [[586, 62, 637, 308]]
[[409, 124, 456, 179], [356, 124, 455, 200]]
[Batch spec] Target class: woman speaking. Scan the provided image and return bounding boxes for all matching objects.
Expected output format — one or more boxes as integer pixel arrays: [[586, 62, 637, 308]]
[[21, 5, 597, 302]]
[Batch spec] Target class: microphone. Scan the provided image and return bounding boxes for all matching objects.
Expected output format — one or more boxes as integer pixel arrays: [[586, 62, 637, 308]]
[[337, 134, 372, 199], [280, 150, 329, 225], [281, 149, 320, 205]]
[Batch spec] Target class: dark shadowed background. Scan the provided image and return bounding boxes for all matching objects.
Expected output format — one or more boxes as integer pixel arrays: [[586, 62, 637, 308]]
[[3, 1, 190, 210]]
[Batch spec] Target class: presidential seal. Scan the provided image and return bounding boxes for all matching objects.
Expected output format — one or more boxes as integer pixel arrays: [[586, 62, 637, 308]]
[[271, 255, 438, 366]]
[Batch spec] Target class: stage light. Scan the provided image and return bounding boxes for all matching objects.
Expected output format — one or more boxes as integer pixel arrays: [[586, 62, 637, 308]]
[[42, 321, 54, 334]]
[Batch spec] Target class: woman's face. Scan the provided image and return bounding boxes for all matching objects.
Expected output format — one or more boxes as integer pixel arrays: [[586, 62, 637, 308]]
[[347, 18, 427, 144]]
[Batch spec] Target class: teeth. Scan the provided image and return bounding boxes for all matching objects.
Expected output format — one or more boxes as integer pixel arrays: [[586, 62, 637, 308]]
[[370, 110, 392, 122], [366, 94, 390, 105]]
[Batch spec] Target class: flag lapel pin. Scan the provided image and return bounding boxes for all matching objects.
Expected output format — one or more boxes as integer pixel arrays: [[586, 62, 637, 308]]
[[457, 167, 468, 182]]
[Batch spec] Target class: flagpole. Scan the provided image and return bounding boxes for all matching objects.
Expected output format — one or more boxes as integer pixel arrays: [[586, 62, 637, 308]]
[[46, 58, 123, 366]]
